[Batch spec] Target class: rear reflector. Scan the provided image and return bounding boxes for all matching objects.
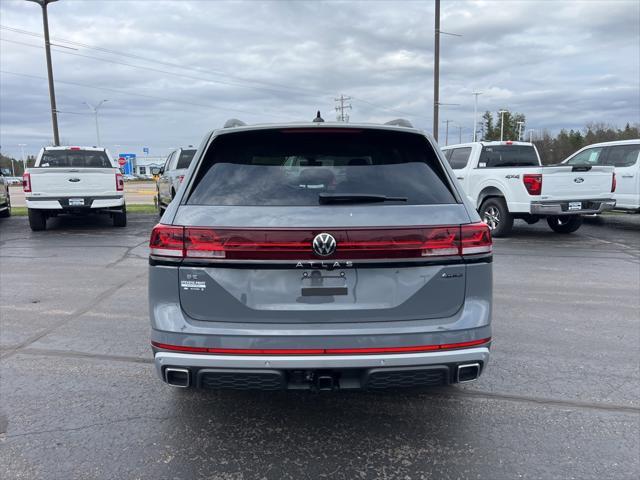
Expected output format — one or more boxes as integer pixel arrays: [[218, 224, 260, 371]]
[[523, 174, 542, 195], [151, 337, 491, 355], [149, 223, 492, 260], [23, 172, 31, 193]]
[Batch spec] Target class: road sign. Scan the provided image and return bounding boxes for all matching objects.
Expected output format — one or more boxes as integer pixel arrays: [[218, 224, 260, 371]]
[[143, 147, 149, 154], [118, 157, 126, 166], [118, 153, 136, 175]]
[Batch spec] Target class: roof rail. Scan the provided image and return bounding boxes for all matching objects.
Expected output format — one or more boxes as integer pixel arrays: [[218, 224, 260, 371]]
[[223, 118, 247, 128], [385, 119, 413, 128]]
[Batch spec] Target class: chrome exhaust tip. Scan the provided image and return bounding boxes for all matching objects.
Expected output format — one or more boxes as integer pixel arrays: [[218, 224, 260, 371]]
[[164, 367, 190, 388], [457, 363, 481, 383]]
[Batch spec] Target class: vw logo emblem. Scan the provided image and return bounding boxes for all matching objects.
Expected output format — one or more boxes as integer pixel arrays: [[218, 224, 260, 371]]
[[574, 177, 584, 183], [312, 233, 337, 257]]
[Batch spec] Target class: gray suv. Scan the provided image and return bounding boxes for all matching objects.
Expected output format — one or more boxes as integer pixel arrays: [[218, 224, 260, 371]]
[[148, 120, 493, 391]]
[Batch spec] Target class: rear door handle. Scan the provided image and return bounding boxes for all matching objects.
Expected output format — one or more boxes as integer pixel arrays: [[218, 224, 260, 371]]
[[621, 174, 634, 178], [457, 176, 464, 180]]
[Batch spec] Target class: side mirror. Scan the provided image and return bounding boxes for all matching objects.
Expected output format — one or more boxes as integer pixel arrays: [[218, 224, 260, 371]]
[[151, 167, 161, 175]]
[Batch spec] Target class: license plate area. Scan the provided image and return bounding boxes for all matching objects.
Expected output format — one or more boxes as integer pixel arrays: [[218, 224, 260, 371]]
[[568, 201, 582, 211], [301, 273, 348, 296], [69, 198, 85, 206]]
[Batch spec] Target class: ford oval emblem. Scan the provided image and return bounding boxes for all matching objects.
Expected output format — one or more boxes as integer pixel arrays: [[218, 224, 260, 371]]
[[574, 177, 584, 184]]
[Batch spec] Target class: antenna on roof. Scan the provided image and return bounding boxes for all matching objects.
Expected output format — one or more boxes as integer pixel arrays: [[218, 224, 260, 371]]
[[223, 118, 246, 128], [312, 111, 324, 123], [385, 119, 413, 128]]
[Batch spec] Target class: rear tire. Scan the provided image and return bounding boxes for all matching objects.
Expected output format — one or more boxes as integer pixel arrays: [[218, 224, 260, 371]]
[[547, 215, 583, 234], [28, 208, 46, 231], [113, 208, 127, 227], [0, 195, 10, 218], [479, 197, 513, 237]]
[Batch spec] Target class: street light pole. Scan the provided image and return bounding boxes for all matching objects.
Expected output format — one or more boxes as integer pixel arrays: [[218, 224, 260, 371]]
[[26, 0, 60, 146], [527, 129, 535, 143], [84, 100, 108, 146], [499, 110, 507, 142], [433, 0, 440, 141], [472, 91, 482, 142]]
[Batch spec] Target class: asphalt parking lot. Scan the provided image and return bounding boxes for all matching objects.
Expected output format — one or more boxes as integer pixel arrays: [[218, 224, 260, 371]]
[[1, 213, 638, 479]]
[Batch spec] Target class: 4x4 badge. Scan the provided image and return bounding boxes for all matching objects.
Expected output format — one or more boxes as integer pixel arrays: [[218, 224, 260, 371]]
[[312, 233, 337, 256]]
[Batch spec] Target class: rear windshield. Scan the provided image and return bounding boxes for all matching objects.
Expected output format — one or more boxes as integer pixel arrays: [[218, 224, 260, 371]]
[[39, 150, 112, 168], [176, 149, 196, 169], [187, 129, 457, 206], [479, 145, 539, 168]]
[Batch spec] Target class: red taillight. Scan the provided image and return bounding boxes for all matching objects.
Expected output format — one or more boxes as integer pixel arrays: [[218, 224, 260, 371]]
[[69, 146, 81, 150], [460, 223, 492, 255], [149, 225, 492, 260], [523, 174, 542, 195], [151, 337, 491, 355], [149, 224, 184, 257], [505, 141, 513, 145], [611, 172, 616, 193], [115, 172, 124, 191], [23, 172, 31, 193]]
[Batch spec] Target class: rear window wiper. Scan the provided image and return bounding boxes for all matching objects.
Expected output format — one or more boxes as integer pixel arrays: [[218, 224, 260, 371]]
[[319, 193, 408, 204]]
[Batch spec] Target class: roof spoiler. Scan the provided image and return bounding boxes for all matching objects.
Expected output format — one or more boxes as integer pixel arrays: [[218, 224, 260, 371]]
[[223, 118, 247, 128], [384, 119, 413, 128]]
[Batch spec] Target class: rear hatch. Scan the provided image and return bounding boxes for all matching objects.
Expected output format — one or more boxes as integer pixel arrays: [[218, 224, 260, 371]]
[[31, 149, 118, 196], [154, 128, 490, 324], [541, 166, 614, 199]]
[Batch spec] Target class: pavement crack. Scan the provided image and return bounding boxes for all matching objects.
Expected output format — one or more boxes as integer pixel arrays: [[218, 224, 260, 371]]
[[0, 272, 146, 360], [2, 414, 177, 439]]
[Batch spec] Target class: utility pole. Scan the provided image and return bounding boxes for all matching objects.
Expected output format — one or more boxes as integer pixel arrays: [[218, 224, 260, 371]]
[[433, 0, 440, 141], [457, 124, 462, 144], [499, 110, 507, 142], [26, 0, 60, 146], [442, 119, 452, 146], [334, 95, 352, 122], [18, 144, 27, 173], [516, 121, 525, 141], [84, 100, 109, 145], [472, 91, 482, 142]]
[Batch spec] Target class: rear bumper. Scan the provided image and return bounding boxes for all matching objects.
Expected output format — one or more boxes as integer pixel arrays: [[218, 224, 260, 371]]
[[154, 346, 490, 390], [530, 198, 615, 215], [26, 195, 124, 210]]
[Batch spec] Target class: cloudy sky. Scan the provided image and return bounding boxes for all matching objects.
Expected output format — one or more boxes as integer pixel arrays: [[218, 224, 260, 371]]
[[0, 0, 638, 159]]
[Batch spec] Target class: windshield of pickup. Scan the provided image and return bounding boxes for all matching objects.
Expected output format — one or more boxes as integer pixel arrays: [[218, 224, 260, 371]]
[[187, 129, 456, 206], [479, 145, 539, 168], [39, 150, 113, 168]]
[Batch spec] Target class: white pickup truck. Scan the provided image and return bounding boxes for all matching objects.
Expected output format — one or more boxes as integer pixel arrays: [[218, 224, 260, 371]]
[[23, 146, 126, 231], [441, 141, 616, 236]]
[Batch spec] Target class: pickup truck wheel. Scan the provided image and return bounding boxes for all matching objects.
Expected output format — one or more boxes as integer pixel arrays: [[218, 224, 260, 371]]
[[28, 208, 46, 231], [480, 198, 513, 237], [546, 215, 583, 234], [0, 195, 10, 218], [113, 208, 127, 227]]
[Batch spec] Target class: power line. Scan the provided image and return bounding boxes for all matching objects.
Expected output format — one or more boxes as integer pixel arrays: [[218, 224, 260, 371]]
[[0, 38, 316, 99], [334, 94, 352, 122], [0, 24, 418, 120], [0, 70, 282, 118]]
